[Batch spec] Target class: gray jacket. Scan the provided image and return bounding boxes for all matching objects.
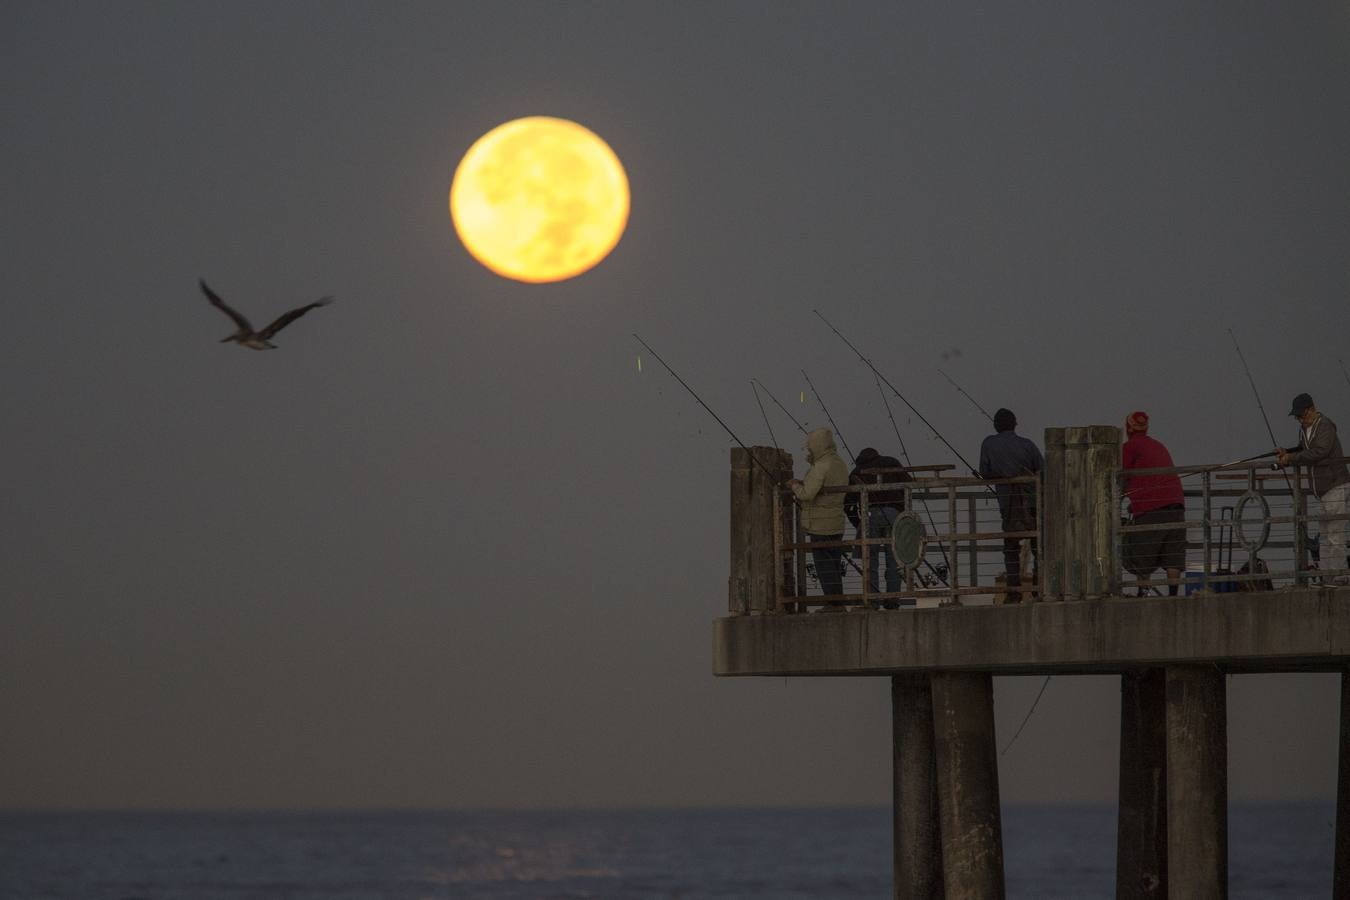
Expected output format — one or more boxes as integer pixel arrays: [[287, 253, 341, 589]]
[[1284, 413, 1350, 498]]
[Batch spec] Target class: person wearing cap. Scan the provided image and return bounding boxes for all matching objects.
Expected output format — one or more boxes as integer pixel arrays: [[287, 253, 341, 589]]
[[1121, 412, 1186, 596], [979, 408, 1044, 600], [789, 427, 850, 606], [1277, 394, 1350, 586], [846, 447, 911, 603]]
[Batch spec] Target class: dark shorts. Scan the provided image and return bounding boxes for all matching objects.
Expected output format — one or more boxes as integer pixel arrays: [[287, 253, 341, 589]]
[[1125, 505, 1186, 576]]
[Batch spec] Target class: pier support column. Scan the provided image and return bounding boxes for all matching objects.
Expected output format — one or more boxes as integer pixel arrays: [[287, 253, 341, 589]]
[[1041, 425, 1121, 600], [931, 672, 1004, 900], [729, 446, 793, 614], [1165, 666, 1227, 900], [1117, 669, 1167, 899], [1335, 670, 1350, 899], [892, 674, 944, 900]]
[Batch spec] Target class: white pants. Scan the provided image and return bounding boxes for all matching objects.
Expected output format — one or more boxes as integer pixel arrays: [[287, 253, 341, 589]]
[[1320, 482, 1350, 571]]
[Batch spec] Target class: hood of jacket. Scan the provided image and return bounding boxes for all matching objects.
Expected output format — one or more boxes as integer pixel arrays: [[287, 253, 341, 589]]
[[804, 428, 838, 465]]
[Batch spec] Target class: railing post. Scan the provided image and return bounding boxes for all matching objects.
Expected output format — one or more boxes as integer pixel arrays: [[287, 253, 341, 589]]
[[729, 446, 793, 615], [1042, 429, 1067, 600], [948, 482, 959, 605], [1293, 465, 1307, 587], [1202, 470, 1212, 593], [966, 494, 978, 588], [1042, 426, 1122, 600], [860, 486, 871, 607]]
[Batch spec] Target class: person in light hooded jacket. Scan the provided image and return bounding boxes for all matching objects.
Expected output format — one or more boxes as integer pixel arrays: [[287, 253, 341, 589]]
[[789, 427, 850, 603]]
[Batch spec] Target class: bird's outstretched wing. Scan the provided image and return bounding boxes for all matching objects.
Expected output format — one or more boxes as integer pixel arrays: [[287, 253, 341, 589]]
[[258, 296, 335, 340], [200, 279, 254, 332]]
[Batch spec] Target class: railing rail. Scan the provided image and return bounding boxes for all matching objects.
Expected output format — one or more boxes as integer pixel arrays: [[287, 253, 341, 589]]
[[1116, 457, 1350, 595], [768, 455, 1348, 610], [773, 474, 1041, 610]]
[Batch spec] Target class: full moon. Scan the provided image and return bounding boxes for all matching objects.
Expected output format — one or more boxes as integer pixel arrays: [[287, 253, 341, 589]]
[[449, 117, 630, 283]]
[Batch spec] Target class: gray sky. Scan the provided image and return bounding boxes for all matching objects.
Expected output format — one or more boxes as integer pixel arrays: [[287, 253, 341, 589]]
[[2, 1, 1348, 810]]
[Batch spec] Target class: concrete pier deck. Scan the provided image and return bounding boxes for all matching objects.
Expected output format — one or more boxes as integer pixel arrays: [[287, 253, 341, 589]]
[[714, 586, 1350, 677]]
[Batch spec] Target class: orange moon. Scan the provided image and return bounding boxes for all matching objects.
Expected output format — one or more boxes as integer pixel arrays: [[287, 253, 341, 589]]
[[449, 117, 630, 283]]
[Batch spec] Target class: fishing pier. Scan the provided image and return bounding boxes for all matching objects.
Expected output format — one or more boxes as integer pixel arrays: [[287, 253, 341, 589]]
[[714, 426, 1350, 900]]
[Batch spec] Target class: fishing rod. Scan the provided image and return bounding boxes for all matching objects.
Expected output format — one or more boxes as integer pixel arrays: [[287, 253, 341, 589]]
[[813, 310, 983, 478], [1226, 329, 1305, 586], [635, 335, 868, 593], [751, 378, 809, 436], [633, 334, 784, 488], [750, 380, 780, 451], [1228, 328, 1297, 499], [801, 369, 854, 463], [1228, 329, 1283, 452], [875, 371, 952, 586], [939, 368, 993, 423]]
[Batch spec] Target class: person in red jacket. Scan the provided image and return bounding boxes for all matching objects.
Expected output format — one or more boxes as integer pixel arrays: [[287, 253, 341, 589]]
[[1122, 411, 1186, 595]]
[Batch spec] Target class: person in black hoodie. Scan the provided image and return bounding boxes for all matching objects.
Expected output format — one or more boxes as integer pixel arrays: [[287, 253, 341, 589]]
[[847, 447, 912, 602]]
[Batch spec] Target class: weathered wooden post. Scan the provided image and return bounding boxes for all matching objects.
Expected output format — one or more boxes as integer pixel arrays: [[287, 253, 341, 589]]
[[729, 446, 793, 614], [1165, 665, 1228, 900], [1117, 668, 1168, 899], [932, 672, 1004, 899], [893, 674, 944, 900], [1041, 425, 1121, 601]]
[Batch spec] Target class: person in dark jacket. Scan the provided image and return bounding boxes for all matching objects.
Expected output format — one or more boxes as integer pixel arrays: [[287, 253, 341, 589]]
[[979, 408, 1043, 600], [1122, 411, 1186, 595], [1277, 393, 1350, 586], [846, 447, 912, 601]]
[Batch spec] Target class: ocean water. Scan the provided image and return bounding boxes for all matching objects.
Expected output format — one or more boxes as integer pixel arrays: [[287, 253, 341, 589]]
[[0, 804, 1335, 899]]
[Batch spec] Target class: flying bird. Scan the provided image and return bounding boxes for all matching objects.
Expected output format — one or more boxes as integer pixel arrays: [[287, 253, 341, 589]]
[[200, 279, 334, 350]]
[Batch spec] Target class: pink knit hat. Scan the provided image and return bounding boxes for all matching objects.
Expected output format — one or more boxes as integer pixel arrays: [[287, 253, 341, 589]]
[[1126, 411, 1149, 434]]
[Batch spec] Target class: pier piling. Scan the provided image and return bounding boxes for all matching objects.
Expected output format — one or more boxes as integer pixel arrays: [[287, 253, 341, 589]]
[[892, 674, 944, 900], [932, 672, 1005, 900], [1117, 668, 1168, 899], [1165, 665, 1228, 900]]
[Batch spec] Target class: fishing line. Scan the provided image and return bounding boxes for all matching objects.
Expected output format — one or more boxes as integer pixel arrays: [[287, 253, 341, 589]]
[[1001, 675, 1052, 756]]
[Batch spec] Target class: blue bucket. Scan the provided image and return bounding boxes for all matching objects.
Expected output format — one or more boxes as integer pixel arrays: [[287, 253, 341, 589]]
[[1184, 571, 1236, 594]]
